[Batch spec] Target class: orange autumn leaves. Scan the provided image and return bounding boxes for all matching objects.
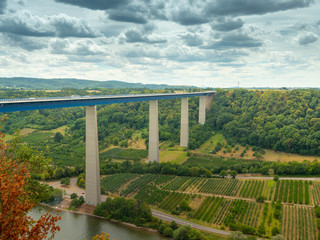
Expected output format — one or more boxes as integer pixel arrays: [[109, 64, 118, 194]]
[[0, 131, 61, 240]]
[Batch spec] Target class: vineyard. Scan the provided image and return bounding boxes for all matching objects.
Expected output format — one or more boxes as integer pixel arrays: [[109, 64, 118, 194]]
[[239, 180, 266, 199], [273, 180, 310, 204], [312, 182, 320, 205], [198, 178, 242, 196], [282, 205, 316, 240], [100, 173, 139, 193], [158, 192, 189, 211], [100, 173, 320, 239]]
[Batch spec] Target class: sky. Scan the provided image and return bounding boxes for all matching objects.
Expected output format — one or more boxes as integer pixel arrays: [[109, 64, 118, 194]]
[[0, 0, 319, 88]]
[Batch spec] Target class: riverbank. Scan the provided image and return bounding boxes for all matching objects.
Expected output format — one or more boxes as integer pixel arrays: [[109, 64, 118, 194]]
[[40, 198, 160, 234]]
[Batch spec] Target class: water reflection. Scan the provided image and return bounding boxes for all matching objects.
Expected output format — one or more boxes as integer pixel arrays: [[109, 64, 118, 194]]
[[29, 206, 167, 240]]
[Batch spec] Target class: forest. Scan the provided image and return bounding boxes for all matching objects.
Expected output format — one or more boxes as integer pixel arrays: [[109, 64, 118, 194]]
[[208, 89, 320, 155]]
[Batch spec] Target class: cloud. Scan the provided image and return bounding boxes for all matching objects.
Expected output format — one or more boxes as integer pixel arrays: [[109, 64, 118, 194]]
[[298, 33, 318, 45], [0, 11, 100, 38], [211, 17, 244, 32], [1, 33, 48, 51], [0, 0, 7, 14], [54, 0, 129, 10], [122, 24, 167, 44], [203, 31, 262, 50], [180, 33, 203, 46], [50, 39, 106, 56], [108, 9, 147, 24], [51, 14, 101, 38], [172, 9, 208, 26], [0, 11, 54, 37], [205, 0, 314, 16]]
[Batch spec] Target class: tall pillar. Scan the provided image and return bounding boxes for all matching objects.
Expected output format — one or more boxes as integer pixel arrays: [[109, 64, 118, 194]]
[[149, 100, 159, 162], [199, 96, 206, 124], [180, 98, 189, 147], [206, 94, 214, 110], [85, 105, 101, 205]]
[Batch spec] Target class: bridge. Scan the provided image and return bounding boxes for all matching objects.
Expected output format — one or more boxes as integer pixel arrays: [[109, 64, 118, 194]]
[[0, 91, 215, 205]]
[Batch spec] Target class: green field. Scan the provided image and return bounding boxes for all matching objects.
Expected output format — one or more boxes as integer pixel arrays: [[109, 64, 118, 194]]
[[159, 150, 187, 164]]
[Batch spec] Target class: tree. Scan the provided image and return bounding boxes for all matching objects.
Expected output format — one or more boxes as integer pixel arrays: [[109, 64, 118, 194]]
[[170, 220, 179, 230], [256, 196, 265, 203], [0, 131, 61, 240], [60, 177, 70, 186], [173, 225, 205, 240], [230, 170, 237, 179], [163, 227, 174, 237], [219, 170, 228, 178], [92, 231, 110, 240], [273, 175, 279, 181], [54, 132, 64, 142], [71, 193, 78, 199], [228, 231, 246, 240], [271, 235, 285, 240]]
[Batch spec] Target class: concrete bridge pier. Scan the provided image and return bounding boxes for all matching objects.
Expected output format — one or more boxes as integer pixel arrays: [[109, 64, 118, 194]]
[[180, 98, 189, 147], [85, 105, 101, 205], [206, 94, 214, 110], [199, 96, 206, 124], [149, 100, 159, 162]]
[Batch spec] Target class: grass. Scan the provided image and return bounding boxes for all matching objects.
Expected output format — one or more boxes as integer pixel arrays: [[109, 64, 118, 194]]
[[198, 133, 226, 153], [21, 131, 54, 142], [264, 180, 275, 199], [160, 150, 188, 164], [100, 148, 148, 161], [3, 134, 13, 142], [198, 133, 320, 163], [128, 130, 146, 149]]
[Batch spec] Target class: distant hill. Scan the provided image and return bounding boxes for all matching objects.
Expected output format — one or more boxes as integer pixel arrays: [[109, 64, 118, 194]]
[[0, 77, 196, 90]]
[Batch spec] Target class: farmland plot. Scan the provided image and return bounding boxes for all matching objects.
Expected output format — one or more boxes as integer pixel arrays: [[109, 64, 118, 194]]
[[281, 205, 316, 240], [198, 179, 242, 196]]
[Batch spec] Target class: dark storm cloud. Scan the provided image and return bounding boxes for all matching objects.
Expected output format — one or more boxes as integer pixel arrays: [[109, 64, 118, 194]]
[[54, 0, 129, 10], [0, 12, 100, 38], [0, 0, 7, 14], [180, 33, 203, 46], [299, 33, 318, 45], [203, 32, 262, 50], [205, 0, 314, 17], [211, 17, 244, 32]]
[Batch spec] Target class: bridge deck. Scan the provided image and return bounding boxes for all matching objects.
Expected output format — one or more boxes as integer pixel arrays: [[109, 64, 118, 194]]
[[0, 91, 215, 113]]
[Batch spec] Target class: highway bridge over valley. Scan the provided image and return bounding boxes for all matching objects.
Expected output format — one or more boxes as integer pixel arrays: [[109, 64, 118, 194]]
[[0, 91, 215, 205]]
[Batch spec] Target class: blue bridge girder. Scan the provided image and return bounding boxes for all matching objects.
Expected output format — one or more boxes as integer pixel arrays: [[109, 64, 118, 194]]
[[0, 91, 215, 113]]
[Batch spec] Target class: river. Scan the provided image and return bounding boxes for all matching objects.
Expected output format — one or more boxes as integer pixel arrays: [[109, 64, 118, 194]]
[[29, 206, 168, 240]]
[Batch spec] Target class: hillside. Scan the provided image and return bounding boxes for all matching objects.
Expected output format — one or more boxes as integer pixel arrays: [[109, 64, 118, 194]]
[[0, 77, 196, 90]]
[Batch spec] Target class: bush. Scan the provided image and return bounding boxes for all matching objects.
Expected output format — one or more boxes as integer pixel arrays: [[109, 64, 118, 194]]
[[70, 193, 78, 199], [257, 224, 266, 236], [273, 175, 279, 181], [256, 196, 265, 203], [60, 177, 70, 186], [170, 220, 178, 230], [271, 227, 280, 236], [163, 227, 174, 237], [317, 219, 320, 230], [274, 209, 281, 220], [159, 224, 166, 233], [271, 235, 285, 240], [179, 200, 192, 211], [173, 225, 205, 240], [315, 205, 320, 218]]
